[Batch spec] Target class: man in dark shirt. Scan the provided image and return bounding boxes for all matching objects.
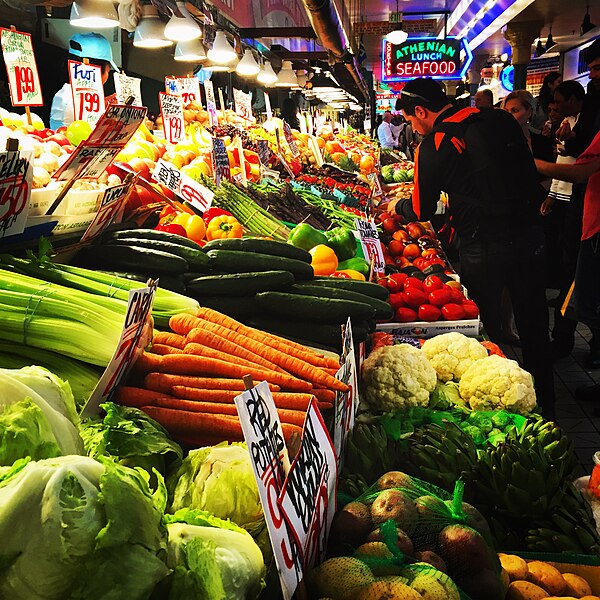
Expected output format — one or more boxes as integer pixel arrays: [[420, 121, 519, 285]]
[[390, 78, 555, 415]]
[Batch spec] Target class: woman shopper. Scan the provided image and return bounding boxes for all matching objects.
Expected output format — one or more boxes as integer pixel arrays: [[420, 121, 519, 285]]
[[531, 72, 562, 131]]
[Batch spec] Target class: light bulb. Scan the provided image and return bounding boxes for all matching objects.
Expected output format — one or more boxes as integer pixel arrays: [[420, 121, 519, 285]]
[[257, 61, 278, 85], [70, 0, 119, 29], [207, 30, 236, 64], [134, 5, 173, 48], [174, 38, 206, 61], [164, 1, 201, 42], [275, 60, 298, 87], [386, 29, 408, 45], [236, 49, 260, 77]]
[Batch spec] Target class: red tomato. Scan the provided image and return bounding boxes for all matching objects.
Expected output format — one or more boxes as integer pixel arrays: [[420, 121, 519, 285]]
[[441, 303, 466, 320], [395, 307, 418, 323], [418, 304, 442, 322], [422, 275, 444, 293], [387, 272, 408, 292], [403, 277, 424, 291], [462, 300, 480, 319], [449, 287, 465, 303], [389, 292, 405, 310], [402, 288, 428, 308], [403, 243, 421, 260], [421, 248, 440, 259], [429, 287, 452, 307], [413, 257, 428, 270], [331, 271, 352, 278]]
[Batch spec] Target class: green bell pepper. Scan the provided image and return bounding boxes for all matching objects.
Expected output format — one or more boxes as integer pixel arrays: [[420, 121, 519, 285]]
[[337, 257, 370, 277], [324, 227, 357, 262], [288, 223, 328, 251]]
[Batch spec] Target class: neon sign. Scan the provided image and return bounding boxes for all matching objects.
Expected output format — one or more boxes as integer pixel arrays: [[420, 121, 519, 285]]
[[500, 65, 514, 91], [382, 37, 473, 82]]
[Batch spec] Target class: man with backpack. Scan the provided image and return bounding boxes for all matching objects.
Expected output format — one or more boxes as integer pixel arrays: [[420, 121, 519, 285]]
[[390, 78, 555, 414]]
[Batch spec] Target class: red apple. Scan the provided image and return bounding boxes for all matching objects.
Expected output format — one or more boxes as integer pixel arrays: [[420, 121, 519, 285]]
[[388, 239, 406, 257], [406, 222, 425, 240], [403, 243, 421, 260], [128, 157, 151, 180], [392, 229, 411, 243]]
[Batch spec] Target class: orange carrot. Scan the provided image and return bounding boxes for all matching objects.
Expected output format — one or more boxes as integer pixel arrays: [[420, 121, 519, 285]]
[[311, 388, 336, 403], [183, 342, 271, 371], [153, 331, 187, 349], [187, 327, 287, 373], [143, 373, 281, 394], [319, 402, 334, 411], [132, 351, 164, 374], [149, 343, 183, 356], [169, 313, 205, 335], [115, 386, 176, 409]]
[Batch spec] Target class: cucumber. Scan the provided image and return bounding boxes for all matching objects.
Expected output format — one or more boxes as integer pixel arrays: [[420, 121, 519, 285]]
[[203, 238, 311, 263], [74, 245, 188, 275], [108, 228, 202, 251], [187, 270, 294, 297], [206, 250, 313, 280], [99, 270, 185, 293], [289, 283, 393, 321], [195, 294, 259, 319], [255, 291, 375, 322], [108, 237, 210, 271], [311, 276, 390, 300]]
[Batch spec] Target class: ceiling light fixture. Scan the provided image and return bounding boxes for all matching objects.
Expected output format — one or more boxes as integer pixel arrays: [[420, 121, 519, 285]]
[[581, 5, 596, 35], [545, 27, 555, 52], [257, 60, 278, 85], [535, 37, 545, 57], [275, 60, 298, 87], [174, 38, 207, 61], [207, 30, 237, 64], [133, 5, 173, 48], [164, 1, 201, 42], [386, 0, 407, 45], [236, 49, 260, 77], [70, 0, 119, 29]]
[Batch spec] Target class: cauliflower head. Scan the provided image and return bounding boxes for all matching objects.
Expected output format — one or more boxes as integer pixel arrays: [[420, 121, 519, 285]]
[[422, 332, 488, 382], [362, 344, 437, 411], [459, 354, 537, 414]]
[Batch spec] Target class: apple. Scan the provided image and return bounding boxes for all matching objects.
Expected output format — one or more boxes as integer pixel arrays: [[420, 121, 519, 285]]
[[388, 239, 406, 257], [155, 141, 167, 158], [46, 133, 70, 146], [403, 243, 421, 260], [128, 157, 151, 180], [406, 222, 425, 239], [392, 229, 411, 243], [382, 217, 398, 234]]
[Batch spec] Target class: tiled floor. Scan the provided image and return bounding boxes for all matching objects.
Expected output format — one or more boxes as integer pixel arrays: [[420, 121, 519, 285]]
[[498, 300, 600, 476]]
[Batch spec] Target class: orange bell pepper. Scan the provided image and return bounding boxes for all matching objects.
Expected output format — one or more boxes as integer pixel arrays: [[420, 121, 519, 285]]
[[309, 244, 338, 276], [206, 215, 243, 240]]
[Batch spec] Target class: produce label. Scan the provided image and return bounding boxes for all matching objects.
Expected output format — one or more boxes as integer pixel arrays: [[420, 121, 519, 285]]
[[233, 87, 253, 121], [79, 180, 134, 244], [257, 139, 271, 167], [274, 129, 295, 179], [367, 171, 383, 198], [235, 381, 302, 600], [211, 137, 230, 187], [152, 158, 214, 212], [203, 81, 218, 127], [68, 60, 105, 127], [165, 75, 201, 105], [82, 281, 157, 416], [0, 28, 43, 106], [308, 136, 324, 168], [355, 218, 386, 276], [264, 91, 272, 119], [279, 399, 337, 569], [0, 148, 32, 238], [113, 72, 142, 106], [283, 122, 300, 158], [159, 92, 185, 144]]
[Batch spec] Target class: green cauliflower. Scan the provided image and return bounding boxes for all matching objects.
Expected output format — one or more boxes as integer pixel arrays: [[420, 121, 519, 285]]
[[362, 344, 437, 411], [422, 332, 488, 382], [491, 410, 512, 430]]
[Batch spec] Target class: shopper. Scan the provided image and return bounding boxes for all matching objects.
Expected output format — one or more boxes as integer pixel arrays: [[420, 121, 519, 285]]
[[49, 33, 118, 131], [531, 72, 562, 131], [391, 78, 555, 414], [281, 97, 300, 131], [377, 111, 396, 149], [474, 88, 494, 108], [541, 99, 563, 151]]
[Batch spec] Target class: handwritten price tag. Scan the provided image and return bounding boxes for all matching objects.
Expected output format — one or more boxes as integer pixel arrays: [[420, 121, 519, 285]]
[[355, 218, 386, 276], [204, 81, 218, 127], [69, 60, 105, 126], [113, 72, 142, 106], [165, 76, 201, 105], [233, 87, 253, 121], [82, 281, 157, 416], [0, 28, 43, 107], [0, 148, 32, 238], [211, 137, 231, 187], [283, 122, 300, 157], [257, 139, 271, 167], [159, 92, 185, 144], [264, 91, 272, 120]]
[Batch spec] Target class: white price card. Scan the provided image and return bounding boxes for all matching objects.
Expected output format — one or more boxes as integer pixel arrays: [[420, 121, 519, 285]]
[[165, 75, 201, 105], [204, 81, 218, 127], [69, 60, 105, 126], [0, 148, 32, 238], [82, 281, 157, 416], [355, 218, 386, 276], [0, 27, 43, 107], [113, 72, 142, 106], [233, 87, 253, 121], [159, 92, 185, 144], [283, 121, 300, 157], [279, 399, 337, 570], [235, 381, 302, 600], [264, 91, 272, 120]]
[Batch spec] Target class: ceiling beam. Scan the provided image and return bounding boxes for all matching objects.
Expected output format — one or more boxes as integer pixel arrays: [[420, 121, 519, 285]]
[[239, 27, 317, 39]]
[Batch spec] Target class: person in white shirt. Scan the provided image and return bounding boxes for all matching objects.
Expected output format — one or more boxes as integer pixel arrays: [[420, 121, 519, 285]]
[[50, 33, 118, 131], [377, 111, 396, 148]]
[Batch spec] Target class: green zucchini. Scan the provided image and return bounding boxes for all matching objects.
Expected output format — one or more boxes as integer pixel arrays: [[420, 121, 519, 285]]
[[196, 295, 259, 319], [289, 283, 393, 320], [311, 276, 390, 300], [187, 270, 294, 297], [108, 237, 210, 271], [108, 228, 203, 251], [74, 245, 188, 275], [206, 250, 313, 280], [254, 291, 375, 322], [203, 237, 311, 263]]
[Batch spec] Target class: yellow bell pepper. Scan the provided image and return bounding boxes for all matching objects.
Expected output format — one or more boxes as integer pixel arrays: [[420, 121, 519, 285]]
[[333, 269, 366, 281], [206, 214, 243, 240], [309, 244, 338, 276]]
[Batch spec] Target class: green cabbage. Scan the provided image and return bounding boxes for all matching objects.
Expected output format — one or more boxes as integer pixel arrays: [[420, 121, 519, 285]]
[[429, 381, 463, 409]]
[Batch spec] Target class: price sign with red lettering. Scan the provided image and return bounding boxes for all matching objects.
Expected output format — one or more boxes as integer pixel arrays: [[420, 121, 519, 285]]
[[82, 281, 157, 416], [69, 60, 105, 126], [235, 381, 302, 600], [211, 137, 230, 187], [1, 28, 43, 107], [159, 92, 185, 144], [283, 122, 300, 157], [165, 75, 201, 105], [204, 81, 218, 127], [233, 88, 253, 121], [113, 72, 142, 106], [0, 148, 32, 239], [355, 218, 386, 276]]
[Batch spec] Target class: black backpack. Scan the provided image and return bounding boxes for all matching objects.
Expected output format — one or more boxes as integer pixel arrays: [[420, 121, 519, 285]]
[[437, 108, 546, 217]]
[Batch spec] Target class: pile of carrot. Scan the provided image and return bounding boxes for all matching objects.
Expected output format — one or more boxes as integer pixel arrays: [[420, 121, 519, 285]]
[[116, 307, 346, 448]]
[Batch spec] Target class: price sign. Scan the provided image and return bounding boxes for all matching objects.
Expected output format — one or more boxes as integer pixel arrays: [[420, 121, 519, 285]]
[[0, 147, 32, 239], [367, 171, 383, 198], [235, 381, 302, 600], [264, 91, 272, 120], [355, 218, 386, 276], [274, 129, 295, 178], [299, 113, 308, 135], [279, 399, 337, 570], [257, 139, 271, 167], [113, 72, 142, 106], [82, 281, 157, 416], [152, 158, 214, 212], [211, 137, 230, 187], [159, 92, 185, 144], [69, 60, 105, 126], [308, 136, 324, 168], [283, 122, 300, 158], [233, 88, 253, 121], [165, 76, 201, 105], [1, 28, 43, 107], [204, 81, 218, 127]]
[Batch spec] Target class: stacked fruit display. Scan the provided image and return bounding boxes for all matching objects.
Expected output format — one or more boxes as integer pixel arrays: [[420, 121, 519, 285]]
[[381, 160, 415, 184]]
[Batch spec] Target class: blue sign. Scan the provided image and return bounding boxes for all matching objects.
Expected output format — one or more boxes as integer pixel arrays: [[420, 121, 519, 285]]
[[500, 65, 514, 91]]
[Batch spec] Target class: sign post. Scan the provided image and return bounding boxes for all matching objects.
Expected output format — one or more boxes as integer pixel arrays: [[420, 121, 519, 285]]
[[211, 137, 231, 186], [355, 218, 386, 278], [233, 88, 253, 121]]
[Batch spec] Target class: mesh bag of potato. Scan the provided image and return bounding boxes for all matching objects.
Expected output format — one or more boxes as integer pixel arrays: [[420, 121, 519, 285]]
[[323, 470, 505, 600]]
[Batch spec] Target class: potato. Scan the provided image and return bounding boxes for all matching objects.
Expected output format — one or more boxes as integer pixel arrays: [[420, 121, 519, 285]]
[[506, 581, 549, 600], [527, 561, 566, 596], [563, 574, 593, 598], [500, 553, 529, 581]]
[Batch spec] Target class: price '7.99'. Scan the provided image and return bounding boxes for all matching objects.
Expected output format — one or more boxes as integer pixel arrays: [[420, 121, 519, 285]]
[[14, 65, 35, 103]]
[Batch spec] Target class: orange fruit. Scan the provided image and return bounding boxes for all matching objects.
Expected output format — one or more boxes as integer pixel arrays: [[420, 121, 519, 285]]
[[360, 154, 375, 173]]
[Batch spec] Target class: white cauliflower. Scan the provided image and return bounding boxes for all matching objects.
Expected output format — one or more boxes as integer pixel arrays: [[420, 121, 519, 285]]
[[459, 354, 537, 414], [422, 332, 488, 382], [362, 344, 437, 411]]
